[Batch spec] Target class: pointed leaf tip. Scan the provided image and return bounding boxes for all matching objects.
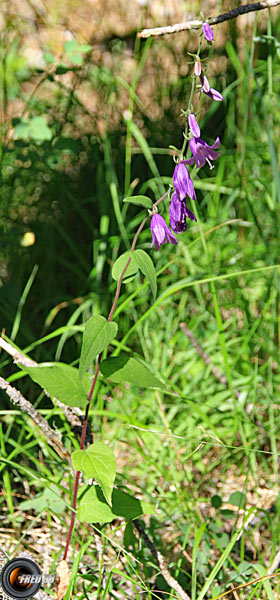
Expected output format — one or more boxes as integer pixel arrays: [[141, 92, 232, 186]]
[[72, 441, 116, 505], [134, 249, 157, 298], [79, 315, 118, 378], [123, 195, 153, 209]]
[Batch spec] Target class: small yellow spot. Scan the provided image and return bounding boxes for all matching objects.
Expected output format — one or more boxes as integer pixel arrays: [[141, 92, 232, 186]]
[[21, 232, 35, 247]]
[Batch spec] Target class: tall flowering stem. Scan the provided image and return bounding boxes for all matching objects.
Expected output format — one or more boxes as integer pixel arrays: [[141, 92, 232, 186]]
[[180, 38, 202, 159], [62, 189, 169, 564]]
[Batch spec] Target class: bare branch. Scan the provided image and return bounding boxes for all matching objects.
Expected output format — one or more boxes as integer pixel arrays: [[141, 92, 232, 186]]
[[179, 323, 237, 394], [138, 0, 280, 38], [0, 376, 72, 465], [133, 519, 191, 600], [0, 336, 83, 427]]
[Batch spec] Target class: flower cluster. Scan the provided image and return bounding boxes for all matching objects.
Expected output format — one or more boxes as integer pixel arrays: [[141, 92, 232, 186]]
[[150, 22, 223, 251]]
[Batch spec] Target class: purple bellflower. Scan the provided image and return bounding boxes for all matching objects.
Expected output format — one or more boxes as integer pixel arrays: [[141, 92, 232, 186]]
[[203, 87, 223, 101], [169, 192, 197, 233], [188, 113, 200, 138], [184, 136, 220, 170], [200, 74, 223, 101], [173, 162, 196, 201], [201, 74, 211, 93], [202, 22, 214, 42], [150, 213, 178, 251]]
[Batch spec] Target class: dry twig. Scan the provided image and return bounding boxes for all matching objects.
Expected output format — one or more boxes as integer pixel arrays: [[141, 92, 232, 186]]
[[0, 336, 83, 428], [138, 0, 280, 38], [179, 323, 239, 399], [133, 519, 191, 600], [0, 376, 71, 465]]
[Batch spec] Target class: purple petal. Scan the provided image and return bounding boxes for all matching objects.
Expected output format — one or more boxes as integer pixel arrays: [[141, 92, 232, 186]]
[[173, 163, 196, 201], [202, 22, 214, 42], [187, 136, 220, 169], [183, 156, 195, 166], [169, 193, 187, 233], [200, 74, 210, 93], [150, 214, 177, 251], [169, 193, 197, 233], [188, 113, 200, 138], [203, 87, 223, 101], [185, 206, 197, 222]]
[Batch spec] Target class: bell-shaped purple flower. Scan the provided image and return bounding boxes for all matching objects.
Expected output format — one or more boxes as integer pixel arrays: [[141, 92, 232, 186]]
[[173, 162, 196, 201], [200, 74, 210, 93], [150, 214, 178, 251], [184, 136, 220, 170], [169, 192, 197, 233], [200, 74, 223, 101], [203, 87, 223, 101], [188, 113, 200, 138], [202, 22, 214, 42]]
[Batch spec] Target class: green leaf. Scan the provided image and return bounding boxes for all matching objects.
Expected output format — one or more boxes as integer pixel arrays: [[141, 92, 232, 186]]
[[44, 52, 55, 64], [64, 39, 79, 53], [134, 249, 157, 298], [100, 354, 164, 389], [229, 491, 246, 508], [123, 522, 138, 551], [20, 363, 89, 408], [123, 195, 153, 209], [79, 43, 92, 53], [79, 315, 118, 379], [56, 65, 71, 75], [211, 494, 222, 509], [220, 509, 235, 518], [14, 120, 30, 139], [15, 116, 52, 142], [28, 116, 52, 141], [69, 53, 83, 66], [64, 40, 91, 65], [112, 251, 139, 282], [77, 485, 154, 524], [72, 442, 116, 506], [19, 485, 66, 514]]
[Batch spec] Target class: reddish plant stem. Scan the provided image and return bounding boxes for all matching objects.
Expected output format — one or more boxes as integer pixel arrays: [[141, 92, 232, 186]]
[[63, 356, 101, 560], [63, 189, 168, 561], [107, 257, 132, 323]]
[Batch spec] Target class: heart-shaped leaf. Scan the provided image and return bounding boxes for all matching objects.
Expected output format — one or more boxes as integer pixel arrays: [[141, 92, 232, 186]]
[[20, 363, 89, 408], [72, 442, 116, 505], [100, 354, 164, 389], [79, 315, 118, 378], [77, 485, 154, 524], [112, 251, 139, 282], [134, 249, 157, 298]]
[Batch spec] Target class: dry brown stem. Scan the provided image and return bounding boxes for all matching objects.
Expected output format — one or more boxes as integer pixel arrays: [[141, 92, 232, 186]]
[[133, 519, 191, 600], [179, 323, 239, 399], [0, 336, 83, 428], [0, 376, 71, 465], [138, 0, 280, 38]]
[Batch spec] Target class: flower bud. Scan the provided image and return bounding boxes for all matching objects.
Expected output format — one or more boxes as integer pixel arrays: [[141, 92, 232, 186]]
[[188, 113, 200, 138], [200, 74, 210, 93], [202, 22, 214, 42], [194, 60, 201, 76]]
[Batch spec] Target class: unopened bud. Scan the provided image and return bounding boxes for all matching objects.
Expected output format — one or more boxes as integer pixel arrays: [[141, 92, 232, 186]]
[[188, 113, 200, 138], [194, 60, 201, 76], [200, 74, 210, 93]]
